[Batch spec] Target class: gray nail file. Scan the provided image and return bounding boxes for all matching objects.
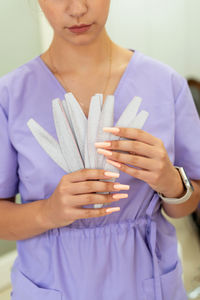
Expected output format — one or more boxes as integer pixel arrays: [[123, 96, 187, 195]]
[[96, 95, 115, 170], [86, 94, 103, 169], [52, 98, 84, 172], [63, 93, 87, 162], [27, 118, 69, 172], [93, 95, 116, 208]]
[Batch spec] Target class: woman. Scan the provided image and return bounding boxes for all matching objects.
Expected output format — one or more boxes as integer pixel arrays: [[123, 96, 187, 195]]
[[0, 1, 200, 299]]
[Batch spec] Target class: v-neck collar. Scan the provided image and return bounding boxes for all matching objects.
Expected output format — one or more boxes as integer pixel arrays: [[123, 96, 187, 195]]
[[36, 49, 138, 120]]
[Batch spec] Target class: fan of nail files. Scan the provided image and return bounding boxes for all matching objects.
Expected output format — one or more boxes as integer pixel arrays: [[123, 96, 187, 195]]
[[27, 92, 149, 208]]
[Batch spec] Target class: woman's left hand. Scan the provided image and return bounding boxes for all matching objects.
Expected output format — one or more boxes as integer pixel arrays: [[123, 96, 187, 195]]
[[95, 127, 183, 197]]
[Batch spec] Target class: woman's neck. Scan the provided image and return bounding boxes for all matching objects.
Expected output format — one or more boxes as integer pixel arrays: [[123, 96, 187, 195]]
[[45, 28, 114, 76]]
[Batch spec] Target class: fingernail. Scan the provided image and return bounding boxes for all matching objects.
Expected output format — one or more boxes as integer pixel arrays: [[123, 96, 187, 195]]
[[106, 207, 120, 213], [106, 159, 121, 168], [104, 171, 119, 178], [97, 149, 112, 156], [94, 142, 111, 147], [103, 127, 120, 133], [114, 184, 130, 190], [112, 193, 128, 199]]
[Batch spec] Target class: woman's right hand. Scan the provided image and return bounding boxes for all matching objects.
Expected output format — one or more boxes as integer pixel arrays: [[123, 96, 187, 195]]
[[42, 168, 130, 229]]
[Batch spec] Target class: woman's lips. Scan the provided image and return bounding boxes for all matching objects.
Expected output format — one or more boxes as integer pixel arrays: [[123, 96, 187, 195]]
[[68, 24, 92, 34]]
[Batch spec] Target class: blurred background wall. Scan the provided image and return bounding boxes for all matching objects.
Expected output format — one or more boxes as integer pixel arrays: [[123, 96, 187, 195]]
[[0, 0, 41, 77]]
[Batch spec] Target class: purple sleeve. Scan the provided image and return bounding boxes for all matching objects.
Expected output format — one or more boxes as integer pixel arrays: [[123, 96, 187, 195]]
[[174, 78, 200, 179], [0, 102, 19, 198]]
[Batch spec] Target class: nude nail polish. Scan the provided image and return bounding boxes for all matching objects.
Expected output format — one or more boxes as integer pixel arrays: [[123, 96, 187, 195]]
[[104, 171, 119, 178], [106, 207, 120, 213], [97, 148, 112, 156], [95, 142, 111, 147], [112, 193, 128, 199], [113, 184, 130, 190]]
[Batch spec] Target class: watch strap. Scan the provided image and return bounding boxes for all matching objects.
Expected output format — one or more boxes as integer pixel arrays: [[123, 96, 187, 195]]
[[158, 166, 194, 205]]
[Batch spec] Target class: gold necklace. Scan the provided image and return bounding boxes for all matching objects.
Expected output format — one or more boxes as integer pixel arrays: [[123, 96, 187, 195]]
[[48, 40, 112, 106]]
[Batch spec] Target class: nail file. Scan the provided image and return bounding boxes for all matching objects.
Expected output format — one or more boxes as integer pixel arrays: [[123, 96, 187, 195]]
[[87, 94, 103, 169], [96, 95, 115, 169], [93, 95, 116, 208], [27, 118, 69, 172], [116, 96, 143, 128], [64, 92, 87, 162], [86, 94, 108, 208], [131, 110, 149, 129], [52, 98, 84, 172]]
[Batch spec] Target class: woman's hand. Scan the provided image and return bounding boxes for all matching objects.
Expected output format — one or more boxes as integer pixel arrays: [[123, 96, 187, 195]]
[[95, 127, 185, 198], [42, 168, 130, 229]]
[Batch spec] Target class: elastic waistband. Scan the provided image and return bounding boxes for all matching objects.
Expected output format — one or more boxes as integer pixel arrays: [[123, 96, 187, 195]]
[[50, 215, 154, 238]]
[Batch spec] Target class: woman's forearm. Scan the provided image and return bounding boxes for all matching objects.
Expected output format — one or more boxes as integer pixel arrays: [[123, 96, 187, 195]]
[[0, 199, 52, 241], [161, 179, 200, 218]]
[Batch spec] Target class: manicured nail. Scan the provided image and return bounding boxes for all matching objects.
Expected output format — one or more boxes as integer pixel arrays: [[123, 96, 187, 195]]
[[97, 149, 112, 156], [113, 184, 130, 190], [112, 193, 128, 199], [103, 127, 120, 133], [106, 159, 121, 168], [94, 142, 111, 147], [104, 171, 119, 178], [106, 207, 120, 213]]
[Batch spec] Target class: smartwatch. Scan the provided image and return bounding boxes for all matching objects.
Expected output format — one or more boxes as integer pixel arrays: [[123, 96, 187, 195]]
[[158, 166, 194, 204]]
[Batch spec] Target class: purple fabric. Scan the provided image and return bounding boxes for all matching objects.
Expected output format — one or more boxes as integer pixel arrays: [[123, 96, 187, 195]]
[[1, 49, 200, 299]]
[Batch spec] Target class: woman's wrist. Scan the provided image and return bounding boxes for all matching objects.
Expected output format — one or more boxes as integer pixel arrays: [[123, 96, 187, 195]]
[[160, 168, 186, 198], [38, 198, 56, 231]]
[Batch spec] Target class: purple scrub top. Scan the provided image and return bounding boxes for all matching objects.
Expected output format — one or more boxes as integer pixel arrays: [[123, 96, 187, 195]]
[[1, 49, 200, 300]]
